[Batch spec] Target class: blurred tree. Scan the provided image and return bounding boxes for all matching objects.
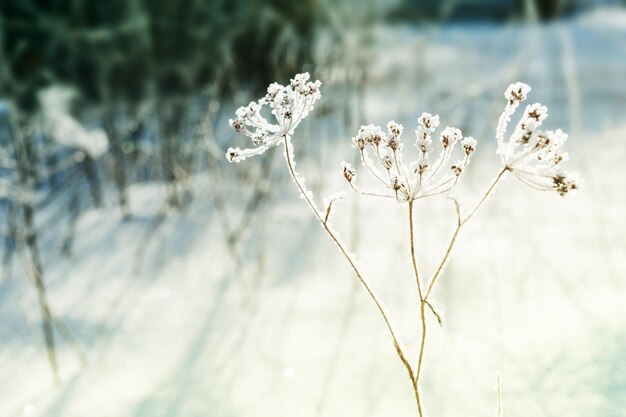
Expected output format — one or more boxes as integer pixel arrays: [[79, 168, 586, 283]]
[[531, 0, 578, 20], [229, 0, 318, 91], [0, 0, 319, 211], [0, 0, 318, 107]]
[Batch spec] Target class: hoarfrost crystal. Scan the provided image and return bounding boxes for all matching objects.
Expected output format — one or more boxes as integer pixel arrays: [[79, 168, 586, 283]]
[[226, 72, 321, 163], [497, 82, 580, 196], [344, 115, 475, 203]]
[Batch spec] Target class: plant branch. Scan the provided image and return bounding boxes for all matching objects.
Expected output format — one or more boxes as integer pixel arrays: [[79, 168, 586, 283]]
[[408, 201, 424, 301], [425, 300, 443, 326], [424, 167, 508, 301], [408, 200, 426, 416], [282, 137, 416, 382], [413, 300, 427, 417]]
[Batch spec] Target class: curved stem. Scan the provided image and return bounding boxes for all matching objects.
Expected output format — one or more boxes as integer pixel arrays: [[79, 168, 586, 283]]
[[418, 175, 458, 199], [360, 149, 389, 186], [282, 137, 415, 382], [425, 146, 449, 184], [511, 171, 553, 192], [394, 149, 411, 190], [461, 167, 508, 225], [349, 181, 395, 199]]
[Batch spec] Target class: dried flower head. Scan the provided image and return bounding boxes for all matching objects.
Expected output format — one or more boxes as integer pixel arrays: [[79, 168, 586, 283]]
[[226, 72, 321, 163], [344, 114, 475, 202], [440, 127, 462, 148], [418, 112, 440, 131], [504, 82, 531, 104], [341, 161, 356, 182], [497, 82, 580, 196], [387, 120, 404, 138]]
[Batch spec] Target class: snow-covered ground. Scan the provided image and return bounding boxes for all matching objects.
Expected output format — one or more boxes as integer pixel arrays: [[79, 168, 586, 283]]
[[2, 9, 626, 417]]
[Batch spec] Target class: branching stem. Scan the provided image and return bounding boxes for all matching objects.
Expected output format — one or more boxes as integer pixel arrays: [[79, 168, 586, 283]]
[[408, 167, 508, 417], [425, 167, 508, 301], [282, 137, 416, 390], [284, 136, 507, 417], [408, 200, 426, 416]]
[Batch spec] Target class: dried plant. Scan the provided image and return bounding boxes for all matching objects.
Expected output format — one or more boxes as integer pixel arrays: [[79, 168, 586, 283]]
[[226, 73, 580, 416]]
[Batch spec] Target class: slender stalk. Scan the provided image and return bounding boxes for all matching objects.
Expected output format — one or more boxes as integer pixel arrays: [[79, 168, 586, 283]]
[[424, 167, 508, 301], [285, 135, 506, 416], [282, 137, 417, 388], [408, 200, 426, 417], [408, 201, 424, 301], [424, 226, 460, 302], [461, 167, 508, 225], [415, 301, 426, 413], [410, 378, 422, 416]]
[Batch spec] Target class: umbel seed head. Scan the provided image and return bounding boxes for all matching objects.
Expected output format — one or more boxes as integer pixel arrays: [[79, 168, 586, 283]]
[[225, 72, 322, 163], [344, 112, 475, 203], [498, 82, 580, 196]]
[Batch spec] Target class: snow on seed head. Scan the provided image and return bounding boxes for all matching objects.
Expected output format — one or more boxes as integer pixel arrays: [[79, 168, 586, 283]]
[[387, 120, 404, 138], [341, 161, 356, 182], [461, 136, 477, 155], [504, 82, 531, 104], [346, 114, 473, 202], [497, 83, 580, 196], [440, 127, 462, 148], [524, 103, 548, 122], [418, 113, 440, 131], [226, 73, 322, 163]]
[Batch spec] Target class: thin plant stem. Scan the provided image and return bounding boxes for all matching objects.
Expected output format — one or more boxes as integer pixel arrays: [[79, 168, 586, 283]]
[[408, 167, 508, 417], [408, 201, 424, 301], [282, 137, 417, 387], [415, 301, 426, 414], [408, 200, 426, 416], [425, 167, 508, 301]]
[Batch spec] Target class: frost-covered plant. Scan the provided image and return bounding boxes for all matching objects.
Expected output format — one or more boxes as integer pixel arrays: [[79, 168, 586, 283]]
[[226, 72, 321, 163], [497, 83, 579, 196], [226, 74, 579, 416], [343, 116, 475, 202]]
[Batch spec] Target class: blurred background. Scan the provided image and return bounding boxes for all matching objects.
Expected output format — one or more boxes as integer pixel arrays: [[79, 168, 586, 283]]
[[1, 0, 625, 416]]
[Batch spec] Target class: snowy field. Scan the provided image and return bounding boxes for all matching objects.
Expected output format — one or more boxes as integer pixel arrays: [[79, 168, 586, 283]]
[[1, 8, 626, 417]]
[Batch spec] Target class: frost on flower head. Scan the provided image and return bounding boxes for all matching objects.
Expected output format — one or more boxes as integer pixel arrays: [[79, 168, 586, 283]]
[[341, 161, 356, 182], [343, 114, 474, 203], [418, 112, 440, 131], [504, 82, 531, 105], [226, 72, 321, 163], [497, 82, 580, 196]]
